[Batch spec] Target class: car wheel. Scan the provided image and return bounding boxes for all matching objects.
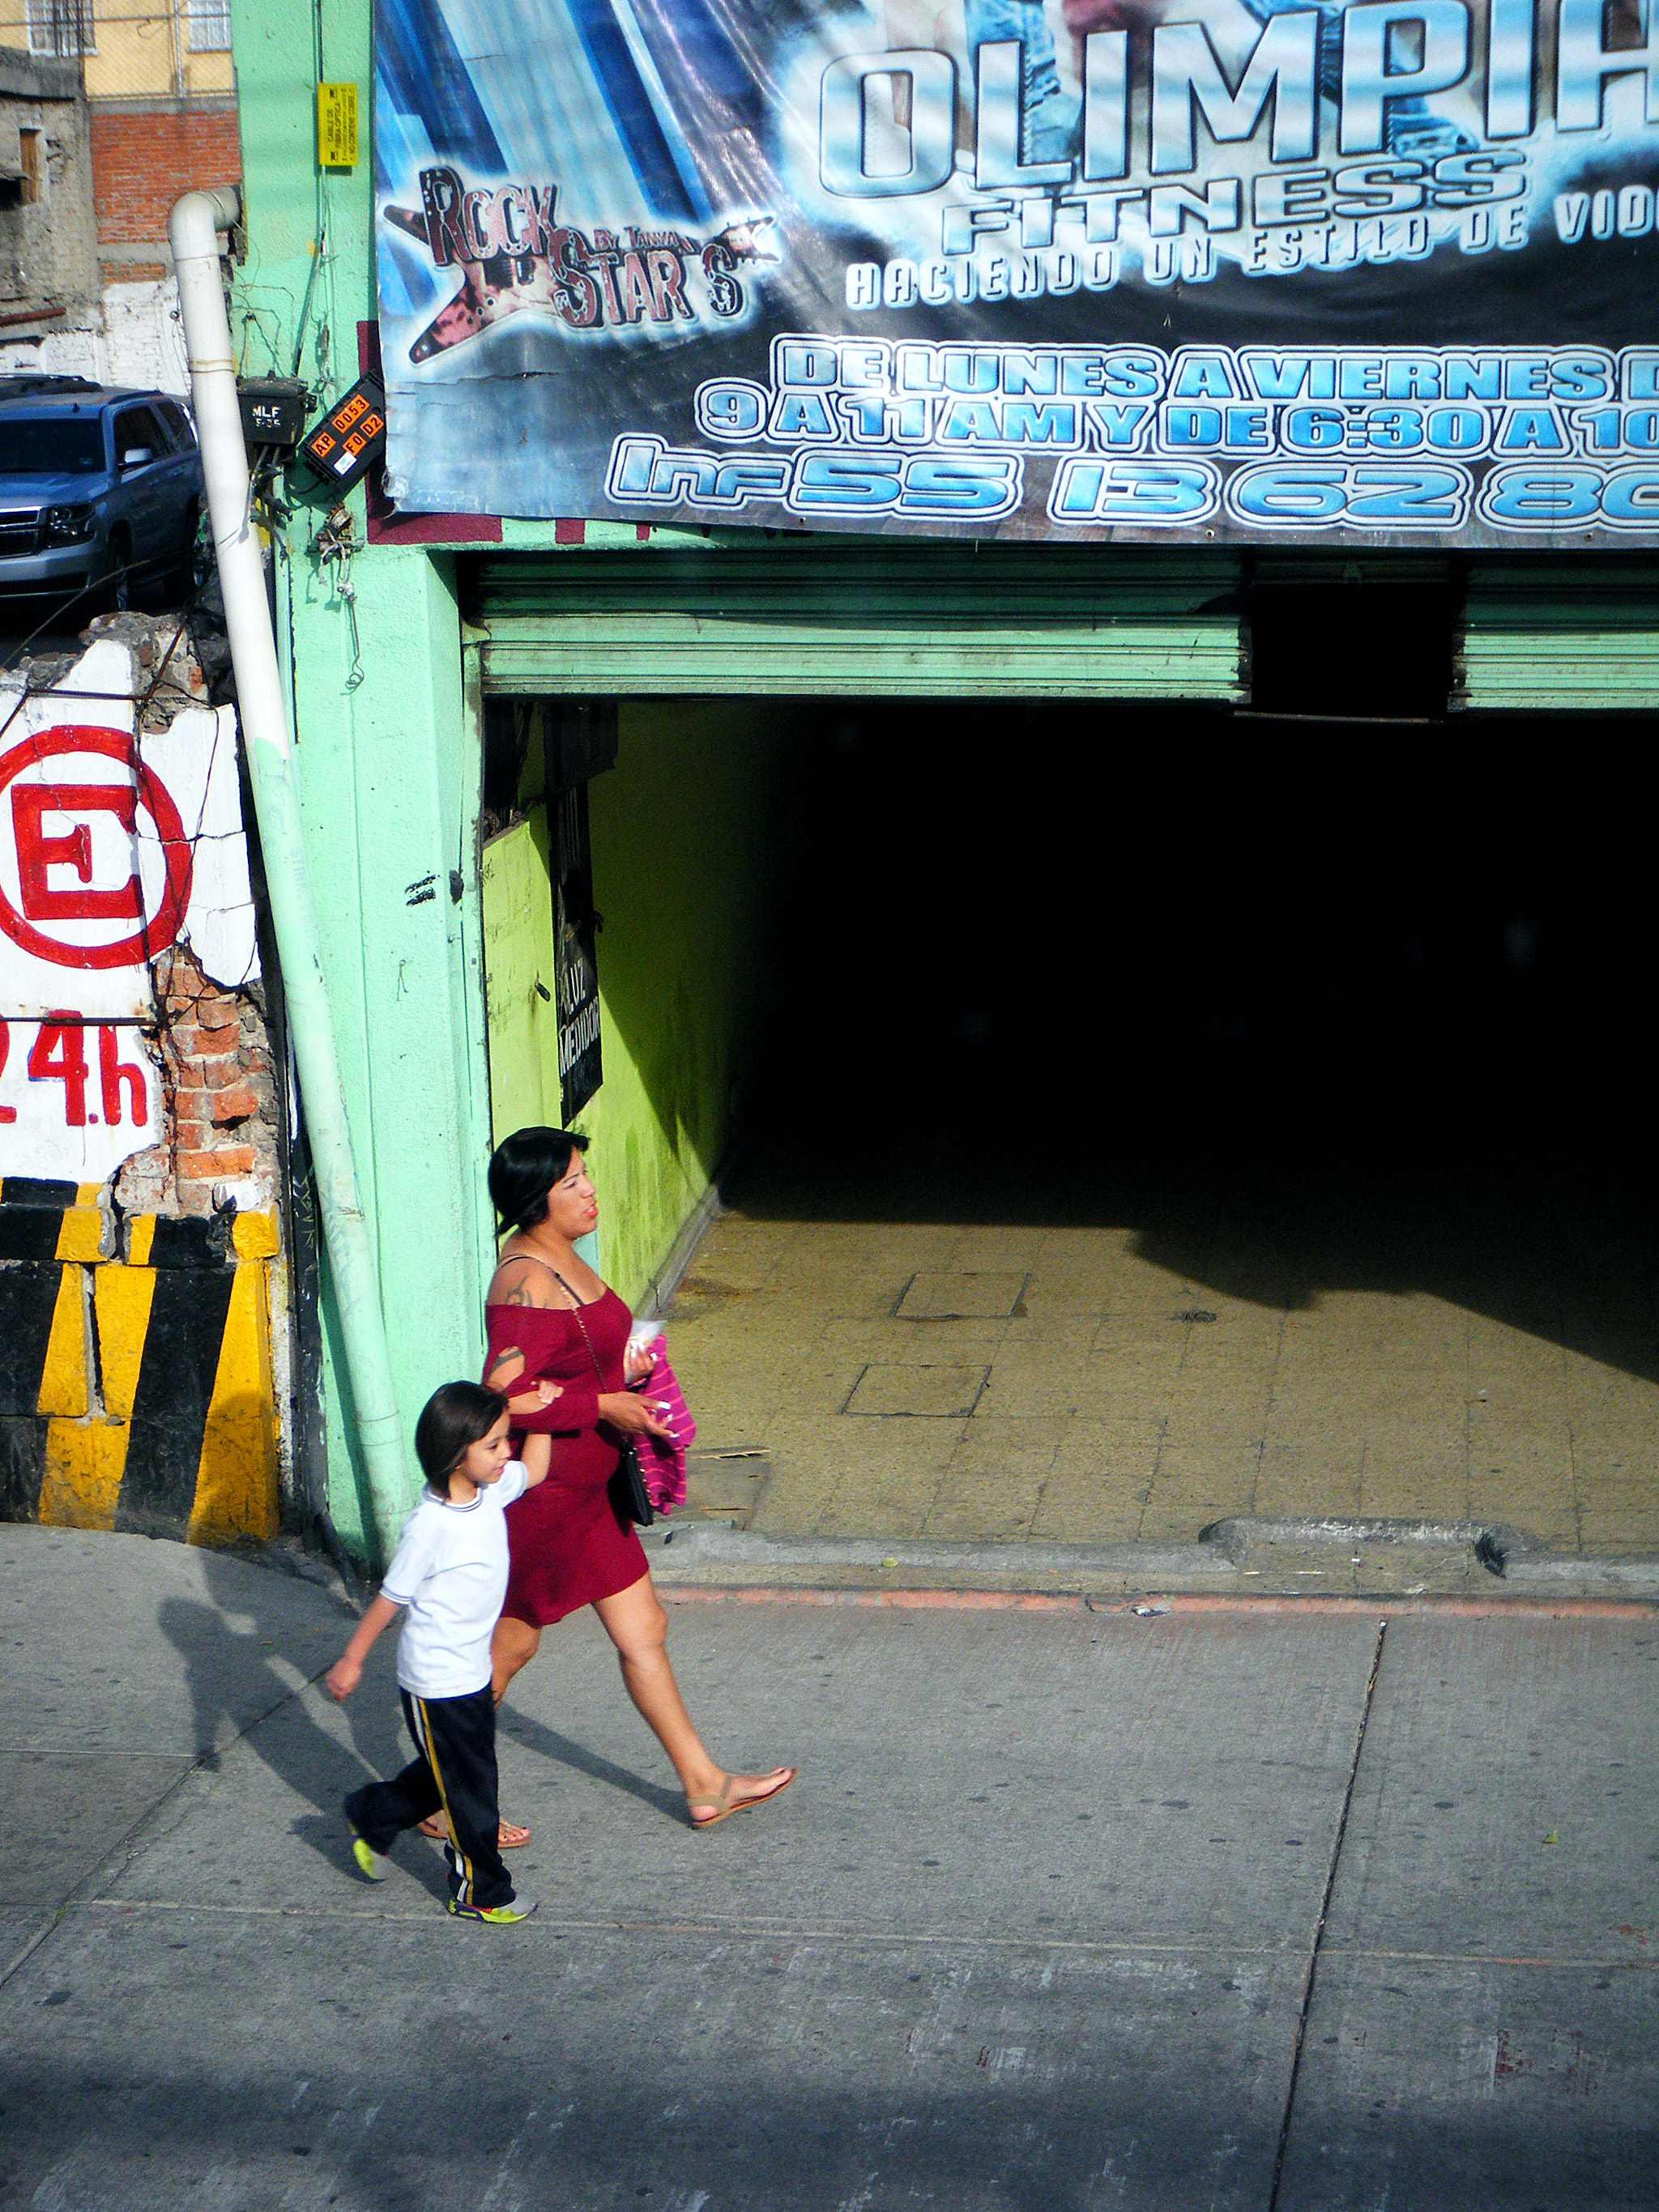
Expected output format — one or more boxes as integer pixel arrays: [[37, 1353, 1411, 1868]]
[[187, 503, 211, 595], [103, 529, 133, 614], [161, 501, 205, 606]]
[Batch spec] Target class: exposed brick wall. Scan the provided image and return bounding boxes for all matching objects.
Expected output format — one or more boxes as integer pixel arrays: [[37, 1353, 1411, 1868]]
[[114, 945, 281, 1220], [90, 106, 241, 251]]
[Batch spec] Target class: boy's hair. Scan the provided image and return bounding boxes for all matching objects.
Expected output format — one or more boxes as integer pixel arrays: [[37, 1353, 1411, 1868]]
[[414, 1381, 508, 1488]]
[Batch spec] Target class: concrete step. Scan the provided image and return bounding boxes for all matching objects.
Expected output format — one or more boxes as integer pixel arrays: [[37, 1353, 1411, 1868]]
[[646, 1515, 1659, 1604]]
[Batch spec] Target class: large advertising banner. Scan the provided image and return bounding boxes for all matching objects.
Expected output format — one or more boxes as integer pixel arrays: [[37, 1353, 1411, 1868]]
[[374, 0, 1659, 543]]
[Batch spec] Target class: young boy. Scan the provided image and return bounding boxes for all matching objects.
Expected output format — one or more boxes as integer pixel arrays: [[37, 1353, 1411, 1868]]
[[324, 1379, 553, 1923]]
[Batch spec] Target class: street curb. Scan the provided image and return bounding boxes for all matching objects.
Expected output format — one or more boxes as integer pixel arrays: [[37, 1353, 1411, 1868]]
[[640, 1518, 1659, 1605], [657, 1584, 1659, 1619], [642, 1523, 1226, 1592], [1198, 1514, 1545, 1561]]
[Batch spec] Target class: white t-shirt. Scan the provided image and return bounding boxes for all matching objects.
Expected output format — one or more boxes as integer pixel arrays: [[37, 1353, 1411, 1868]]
[[380, 1463, 527, 1698]]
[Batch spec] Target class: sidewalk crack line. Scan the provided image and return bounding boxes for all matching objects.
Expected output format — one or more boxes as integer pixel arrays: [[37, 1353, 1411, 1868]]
[[1267, 1610, 1388, 2212]]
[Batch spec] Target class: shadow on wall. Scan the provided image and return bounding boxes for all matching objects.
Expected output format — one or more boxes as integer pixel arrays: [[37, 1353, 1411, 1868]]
[[315, 1271, 379, 1565], [730, 701, 1659, 1392], [581, 699, 802, 1306]]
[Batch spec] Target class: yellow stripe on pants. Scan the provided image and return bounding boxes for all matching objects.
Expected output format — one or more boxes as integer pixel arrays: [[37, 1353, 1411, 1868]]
[[416, 1698, 474, 1903]]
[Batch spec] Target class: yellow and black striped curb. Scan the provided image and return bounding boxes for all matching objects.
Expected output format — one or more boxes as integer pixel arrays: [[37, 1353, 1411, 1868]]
[[0, 1178, 281, 1548]]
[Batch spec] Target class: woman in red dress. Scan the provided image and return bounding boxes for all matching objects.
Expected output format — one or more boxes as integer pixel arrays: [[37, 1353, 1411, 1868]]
[[483, 1126, 795, 1831]]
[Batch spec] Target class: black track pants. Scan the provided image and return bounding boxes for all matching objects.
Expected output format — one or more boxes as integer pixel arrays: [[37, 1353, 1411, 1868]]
[[345, 1685, 513, 1909]]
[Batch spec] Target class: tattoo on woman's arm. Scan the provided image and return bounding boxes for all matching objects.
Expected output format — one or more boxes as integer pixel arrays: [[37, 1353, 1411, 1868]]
[[485, 1348, 522, 1382]]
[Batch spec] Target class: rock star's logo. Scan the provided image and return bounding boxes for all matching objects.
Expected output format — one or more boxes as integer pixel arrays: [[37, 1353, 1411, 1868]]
[[382, 168, 779, 363]]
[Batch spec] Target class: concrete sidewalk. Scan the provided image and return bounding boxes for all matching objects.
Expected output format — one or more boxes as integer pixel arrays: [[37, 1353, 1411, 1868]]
[[2, 1527, 1657, 2210]]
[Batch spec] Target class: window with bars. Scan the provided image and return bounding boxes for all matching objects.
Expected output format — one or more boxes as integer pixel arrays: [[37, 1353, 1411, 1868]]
[[26, 0, 95, 53], [188, 0, 232, 49]]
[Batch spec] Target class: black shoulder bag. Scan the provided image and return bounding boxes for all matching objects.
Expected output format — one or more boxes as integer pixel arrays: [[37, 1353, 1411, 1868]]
[[554, 1272, 655, 1532]]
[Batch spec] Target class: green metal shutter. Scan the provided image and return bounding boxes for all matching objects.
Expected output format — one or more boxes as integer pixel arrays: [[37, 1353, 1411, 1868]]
[[1456, 557, 1659, 711], [471, 543, 1245, 699]]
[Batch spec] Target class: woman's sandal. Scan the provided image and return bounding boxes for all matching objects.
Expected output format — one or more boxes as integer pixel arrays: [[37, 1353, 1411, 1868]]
[[418, 1813, 531, 1849], [687, 1767, 797, 1831]]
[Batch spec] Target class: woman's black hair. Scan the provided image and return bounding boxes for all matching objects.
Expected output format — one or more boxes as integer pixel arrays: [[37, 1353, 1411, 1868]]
[[488, 1125, 587, 1234], [414, 1381, 507, 1490]]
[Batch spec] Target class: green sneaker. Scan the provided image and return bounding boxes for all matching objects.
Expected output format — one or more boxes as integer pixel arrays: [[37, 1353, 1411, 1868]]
[[346, 1818, 388, 1882], [447, 1894, 538, 1924]]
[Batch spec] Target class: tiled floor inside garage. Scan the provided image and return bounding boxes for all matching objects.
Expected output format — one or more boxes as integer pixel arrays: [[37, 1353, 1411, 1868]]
[[664, 1141, 1659, 1556]]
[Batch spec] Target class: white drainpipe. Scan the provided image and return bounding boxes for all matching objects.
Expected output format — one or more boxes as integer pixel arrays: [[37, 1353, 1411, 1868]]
[[168, 186, 412, 1566]]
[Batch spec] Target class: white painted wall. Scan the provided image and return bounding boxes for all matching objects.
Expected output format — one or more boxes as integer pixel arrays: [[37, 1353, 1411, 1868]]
[[0, 279, 191, 396], [102, 278, 192, 396], [0, 637, 259, 1185], [0, 315, 104, 384]]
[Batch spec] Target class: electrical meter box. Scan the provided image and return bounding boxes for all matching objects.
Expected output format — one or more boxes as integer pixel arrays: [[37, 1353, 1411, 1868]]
[[298, 377, 388, 490], [237, 378, 310, 452]]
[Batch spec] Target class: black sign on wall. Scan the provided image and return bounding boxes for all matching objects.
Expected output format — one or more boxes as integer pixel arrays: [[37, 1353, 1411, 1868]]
[[552, 779, 603, 1122]]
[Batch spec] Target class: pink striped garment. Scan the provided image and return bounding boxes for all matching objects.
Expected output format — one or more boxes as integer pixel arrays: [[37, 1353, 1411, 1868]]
[[633, 1336, 694, 1514]]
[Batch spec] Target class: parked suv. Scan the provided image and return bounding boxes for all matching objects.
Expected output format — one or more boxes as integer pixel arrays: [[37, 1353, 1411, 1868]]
[[0, 376, 205, 610]]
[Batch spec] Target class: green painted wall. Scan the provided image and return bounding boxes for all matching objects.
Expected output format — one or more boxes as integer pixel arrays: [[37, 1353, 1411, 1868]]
[[228, 0, 786, 1543], [232, 0, 496, 1553], [480, 810, 561, 1143], [279, 553, 493, 1557], [578, 701, 791, 1309], [476, 701, 788, 1311]]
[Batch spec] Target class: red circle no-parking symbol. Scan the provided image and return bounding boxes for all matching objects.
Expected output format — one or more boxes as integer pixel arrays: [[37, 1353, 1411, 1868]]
[[0, 726, 194, 970]]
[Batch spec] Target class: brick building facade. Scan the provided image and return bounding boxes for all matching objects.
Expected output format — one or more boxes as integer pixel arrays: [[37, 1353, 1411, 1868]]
[[0, 8, 241, 390], [89, 98, 240, 286], [0, 49, 98, 336]]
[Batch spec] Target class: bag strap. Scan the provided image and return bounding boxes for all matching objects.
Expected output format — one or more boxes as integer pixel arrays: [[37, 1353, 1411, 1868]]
[[554, 1274, 642, 1477], [550, 1270, 605, 1387]]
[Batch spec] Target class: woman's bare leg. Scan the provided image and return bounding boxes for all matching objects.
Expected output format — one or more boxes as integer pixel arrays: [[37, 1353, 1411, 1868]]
[[492, 1614, 541, 1704], [416, 1618, 541, 1847], [593, 1574, 794, 1822]]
